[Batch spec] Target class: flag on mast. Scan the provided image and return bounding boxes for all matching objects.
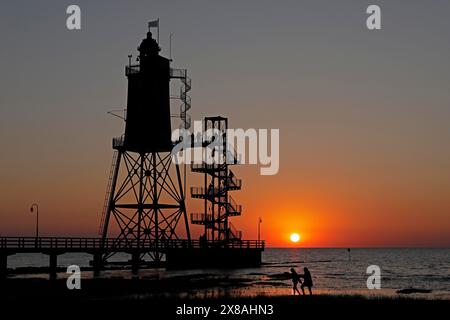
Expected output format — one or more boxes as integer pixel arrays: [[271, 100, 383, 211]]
[[148, 19, 160, 44], [148, 19, 159, 29]]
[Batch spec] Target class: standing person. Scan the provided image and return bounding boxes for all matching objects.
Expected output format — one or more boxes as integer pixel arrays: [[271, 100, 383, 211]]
[[290, 268, 302, 295], [300, 267, 313, 295], [207, 183, 214, 196]]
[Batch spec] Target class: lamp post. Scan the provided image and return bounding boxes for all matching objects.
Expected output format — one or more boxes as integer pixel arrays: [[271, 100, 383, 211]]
[[258, 217, 262, 243], [30, 203, 39, 238]]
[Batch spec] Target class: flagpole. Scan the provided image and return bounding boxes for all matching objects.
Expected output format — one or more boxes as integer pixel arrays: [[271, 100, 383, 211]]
[[157, 18, 160, 44], [169, 33, 173, 60]]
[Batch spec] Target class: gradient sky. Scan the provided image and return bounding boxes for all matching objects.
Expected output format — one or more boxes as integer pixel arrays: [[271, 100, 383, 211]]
[[1, 0, 449, 247]]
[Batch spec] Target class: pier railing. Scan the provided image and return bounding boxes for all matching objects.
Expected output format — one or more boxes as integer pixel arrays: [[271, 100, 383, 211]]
[[0, 237, 264, 252]]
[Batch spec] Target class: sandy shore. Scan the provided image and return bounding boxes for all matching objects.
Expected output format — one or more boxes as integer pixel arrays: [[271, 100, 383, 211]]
[[0, 278, 448, 318]]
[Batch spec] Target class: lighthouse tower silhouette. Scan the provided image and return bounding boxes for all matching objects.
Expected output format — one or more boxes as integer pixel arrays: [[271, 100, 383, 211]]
[[99, 29, 191, 265]]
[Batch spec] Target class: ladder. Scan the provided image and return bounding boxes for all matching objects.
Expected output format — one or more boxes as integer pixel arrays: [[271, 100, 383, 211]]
[[180, 74, 192, 129], [229, 222, 242, 240], [98, 150, 119, 235]]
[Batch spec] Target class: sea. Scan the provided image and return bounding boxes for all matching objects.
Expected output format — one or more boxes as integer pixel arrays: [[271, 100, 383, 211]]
[[7, 248, 450, 299]]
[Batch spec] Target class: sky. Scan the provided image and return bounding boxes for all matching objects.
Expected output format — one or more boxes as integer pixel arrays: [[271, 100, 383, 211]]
[[0, 0, 449, 247]]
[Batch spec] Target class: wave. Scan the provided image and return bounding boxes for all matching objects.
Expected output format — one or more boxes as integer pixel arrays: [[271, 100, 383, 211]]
[[252, 281, 290, 287], [263, 260, 333, 265]]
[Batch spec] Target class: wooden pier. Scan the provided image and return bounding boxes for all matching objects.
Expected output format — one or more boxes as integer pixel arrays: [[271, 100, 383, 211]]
[[0, 237, 265, 278]]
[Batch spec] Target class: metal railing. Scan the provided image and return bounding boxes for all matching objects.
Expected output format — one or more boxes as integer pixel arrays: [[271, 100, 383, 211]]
[[112, 136, 125, 149], [0, 237, 106, 250], [229, 222, 242, 240], [226, 195, 242, 215], [191, 163, 224, 172], [0, 237, 264, 251], [169, 68, 187, 79], [191, 213, 212, 224], [125, 64, 140, 76], [226, 171, 242, 189]]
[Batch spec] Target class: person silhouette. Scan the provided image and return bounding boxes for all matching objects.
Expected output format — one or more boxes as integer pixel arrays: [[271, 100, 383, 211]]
[[290, 268, 302, 295], [137, 32, 160, 72], [300, 267, 313, 295], [138, 32, 160, 57], [207, 183, 214, 196]]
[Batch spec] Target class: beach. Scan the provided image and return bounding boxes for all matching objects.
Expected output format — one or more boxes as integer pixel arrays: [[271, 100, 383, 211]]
[[0, 277, 448, 319]]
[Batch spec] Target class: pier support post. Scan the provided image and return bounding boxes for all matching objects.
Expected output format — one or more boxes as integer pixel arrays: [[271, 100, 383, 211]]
[[0, 254, 7, 279], [49, 254, 58, 280], [92, 252, 103, 276], [131, 252, 140, 274]]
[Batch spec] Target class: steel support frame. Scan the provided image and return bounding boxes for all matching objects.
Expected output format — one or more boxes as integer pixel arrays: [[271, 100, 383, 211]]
[[101, 149, 191, 262]]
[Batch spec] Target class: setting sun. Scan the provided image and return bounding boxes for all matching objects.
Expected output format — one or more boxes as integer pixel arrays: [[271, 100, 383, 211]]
[[290, 233, 301, 243]]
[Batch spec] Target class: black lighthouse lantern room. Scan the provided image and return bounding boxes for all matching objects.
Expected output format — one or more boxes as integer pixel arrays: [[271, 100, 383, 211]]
[[124, 31, 172, 153]]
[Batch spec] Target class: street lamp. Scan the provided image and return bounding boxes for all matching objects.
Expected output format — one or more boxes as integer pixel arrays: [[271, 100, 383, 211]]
[[258, 217, 262, 242], [30, 203, 39, 238]]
